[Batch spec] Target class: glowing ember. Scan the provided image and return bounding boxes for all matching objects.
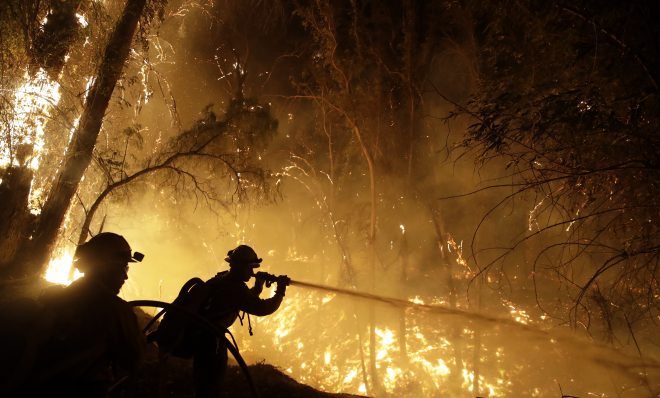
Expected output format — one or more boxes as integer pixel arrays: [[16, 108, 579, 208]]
[[507, 303, 531, 325], [75, 13, 88, 28]]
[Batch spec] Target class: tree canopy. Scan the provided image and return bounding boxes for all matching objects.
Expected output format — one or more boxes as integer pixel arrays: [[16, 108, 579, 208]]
[[458, 0, 659, 336]]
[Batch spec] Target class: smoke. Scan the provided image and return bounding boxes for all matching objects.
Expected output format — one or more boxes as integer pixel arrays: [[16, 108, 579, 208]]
[[101, 171, 659, 397], [42, 1, 659, 396]]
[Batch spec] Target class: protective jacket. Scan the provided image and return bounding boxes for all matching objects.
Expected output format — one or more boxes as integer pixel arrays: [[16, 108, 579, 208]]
[[19, 278, 144, 396], [192, 270, 284, 398], [202, 270, 284, 329]]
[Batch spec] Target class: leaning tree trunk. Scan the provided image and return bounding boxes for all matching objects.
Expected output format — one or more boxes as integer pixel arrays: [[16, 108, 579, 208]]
[[351, 122, 380, 396], [9, 0, 148, 277]]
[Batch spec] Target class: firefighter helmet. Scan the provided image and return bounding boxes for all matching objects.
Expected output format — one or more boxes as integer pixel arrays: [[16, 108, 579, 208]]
[[225, 245, 262, 268], [75, 232, 143, 271]]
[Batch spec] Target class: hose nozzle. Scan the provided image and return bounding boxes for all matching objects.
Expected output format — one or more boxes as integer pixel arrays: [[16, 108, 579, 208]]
[[255, 271, 290, 287]]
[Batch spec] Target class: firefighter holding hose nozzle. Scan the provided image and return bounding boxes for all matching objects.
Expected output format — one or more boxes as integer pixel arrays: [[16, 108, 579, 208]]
[[192, 244, 289, 398]]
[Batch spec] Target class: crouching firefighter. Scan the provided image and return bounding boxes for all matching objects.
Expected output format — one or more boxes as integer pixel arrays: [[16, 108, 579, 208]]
[[150, 244, 289, 398], [1, 232, 145, 397]]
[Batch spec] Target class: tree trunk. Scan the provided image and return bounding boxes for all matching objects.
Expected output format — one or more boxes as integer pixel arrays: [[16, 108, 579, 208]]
[[472, 276, 484, 397], [350, 123, 380, 395], [403, 0, 416, 183], [398, 232, 409, 364], [429, 205, 464, 394], [0, 164, 34, 268], [8, 0, 148, 277], [0, 1, 83, 276]]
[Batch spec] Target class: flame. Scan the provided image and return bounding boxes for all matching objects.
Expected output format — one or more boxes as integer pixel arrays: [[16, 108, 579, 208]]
[[1, 68, 62, 218], [447, 234, 469, 271], [43, 249, 83, 285], [461, 368, 503, 396], [528, 198, 545, 231], [2, 69, 61, 170], [75, 13, 88, 28], [231, 287, 512, 397]]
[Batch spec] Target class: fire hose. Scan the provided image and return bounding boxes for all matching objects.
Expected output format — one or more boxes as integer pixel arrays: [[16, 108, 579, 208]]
[[129, 300, 260, 398]]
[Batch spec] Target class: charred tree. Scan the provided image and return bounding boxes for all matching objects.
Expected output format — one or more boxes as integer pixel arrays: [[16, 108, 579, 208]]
[[0, 10, 51, 275], [1, 0, 149, 278], [30, 0, 83, 77], [0, 147, 34, 269], [0, 0, 81, 276]]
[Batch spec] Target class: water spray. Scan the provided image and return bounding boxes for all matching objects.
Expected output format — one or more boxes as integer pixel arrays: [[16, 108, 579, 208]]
[[257, 272, 533, 330], [280, 276, 660, 386]]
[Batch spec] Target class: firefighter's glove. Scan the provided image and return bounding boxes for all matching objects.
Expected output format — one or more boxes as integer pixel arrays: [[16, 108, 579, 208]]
[[254, 271, 269, 287], [275, 275, 290, 296]]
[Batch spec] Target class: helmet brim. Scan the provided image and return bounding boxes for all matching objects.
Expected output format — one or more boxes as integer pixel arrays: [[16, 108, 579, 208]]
[[225, 257, 262, 268]]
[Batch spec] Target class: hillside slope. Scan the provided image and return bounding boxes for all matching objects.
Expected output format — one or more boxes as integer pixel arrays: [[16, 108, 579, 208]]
[[129, 357, 367, 398]]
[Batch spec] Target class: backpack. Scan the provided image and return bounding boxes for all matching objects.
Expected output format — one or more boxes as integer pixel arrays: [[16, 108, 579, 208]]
[[149, 277, 211, 359]]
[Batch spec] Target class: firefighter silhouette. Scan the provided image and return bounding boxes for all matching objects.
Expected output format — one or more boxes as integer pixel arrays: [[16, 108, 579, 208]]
[[193, 244, 289, 398], [3, 232, 145, 397]]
